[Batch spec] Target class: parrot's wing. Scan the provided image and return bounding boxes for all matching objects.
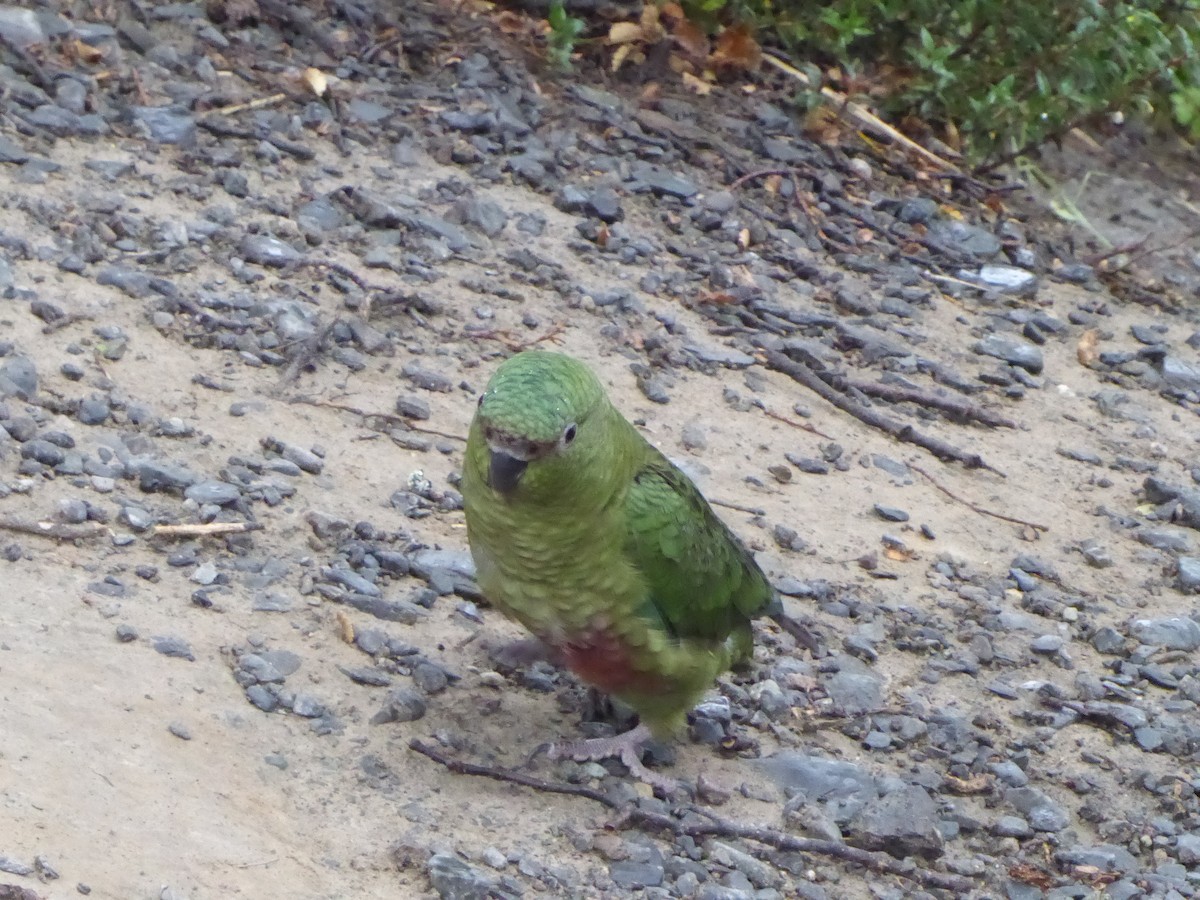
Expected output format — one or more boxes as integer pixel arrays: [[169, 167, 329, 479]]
[[624, 456, 774, 642]]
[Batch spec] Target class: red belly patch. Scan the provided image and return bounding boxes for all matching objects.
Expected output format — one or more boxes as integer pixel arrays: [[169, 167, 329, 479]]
[[558, 629, 661, 695]]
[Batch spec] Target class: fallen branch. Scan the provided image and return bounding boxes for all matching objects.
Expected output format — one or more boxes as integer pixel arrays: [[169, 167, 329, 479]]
[[709, 497, 766, 517], [0, 518, 107, 541], [909, 462, 1047, 533], [199, 93, 288, 118], [150, 522, 262, 538], [289, 397, 468, 442], [196, 119, 315, 161], [410, 739, 975, 893], [844, 379, 1018, 429], [762, 351, 1004, 475], [466, 321, 568, 352], [761, 408, 834, 440], [762, 54, 959, 173]]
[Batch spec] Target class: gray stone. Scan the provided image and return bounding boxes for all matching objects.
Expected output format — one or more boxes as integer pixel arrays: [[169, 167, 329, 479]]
[[185, 481, 242, 506], [1175, 832, 1200, 865], [1178, 557, 1200, 593], [684, 340, 755, 368], [1090, 626, 1125, 654], [138, 460, 199, 492], [151, 636, 195, 661], [0, 7, 44, 47], [131, 105, 196, 144], [608, 860, 664, 889], [974, 264, 1038, 297], [756, 752, 877, 824], [851, 785, 943, 858], [0, 355, 37, 398], [975, 334, 1044, 374], [993, 815, 1033, 838], [1007, 786, 1069, 831], [1161, 356, 1200, 392], [371, 687, 427, 724], [239, 234, 302, 268], [1055, 844, 1138, 873], [824, 671, 882, 714], [427, 852, 495, 900], [1130, 616, 1200, 651]]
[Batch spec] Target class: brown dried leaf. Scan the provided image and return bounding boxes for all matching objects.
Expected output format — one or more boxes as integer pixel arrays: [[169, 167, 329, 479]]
[[1077, 328, 1099, 367], [737, 227, 751, 250], [608, 20, 645, 45], [711, 23, 761, 71], [1008, 863, 1055, 890], [639, 3, 665, 40], [302, 67, 328, 97], [672, 18, 709, 60], [944, 773, 992, 794], [69, 38, 105, 64], [495, 10, 526, 33], [680, 70, 711, 95], [882, 545, 915, 562], [336, 609, 355, 644]]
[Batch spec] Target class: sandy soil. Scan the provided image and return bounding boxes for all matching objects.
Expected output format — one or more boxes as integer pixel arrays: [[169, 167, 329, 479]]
[[1, 9, 1199, 900]]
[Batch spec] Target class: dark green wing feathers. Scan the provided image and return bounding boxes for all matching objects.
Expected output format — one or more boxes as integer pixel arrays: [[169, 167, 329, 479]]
[[623, 452, 775, 649]]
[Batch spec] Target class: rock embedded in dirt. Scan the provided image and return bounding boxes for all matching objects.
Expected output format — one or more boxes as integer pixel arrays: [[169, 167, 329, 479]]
[[372, 687, 427, 725]]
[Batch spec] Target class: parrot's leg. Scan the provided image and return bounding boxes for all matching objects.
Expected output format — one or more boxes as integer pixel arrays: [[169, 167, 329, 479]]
[[540, 723, 677, 794]]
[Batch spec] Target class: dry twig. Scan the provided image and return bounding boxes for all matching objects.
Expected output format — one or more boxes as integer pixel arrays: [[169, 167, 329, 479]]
[[761, 408, 833, 440], [290, 397, 468, 442], [763, 351, 1004, 474], [909, 462, 1048, 533], [761, 54, 958, 172], [0, 518, 108, 541], [844, 379, 1018, 429], [150, 522, 262, 538], [409, 739, 976, 893]]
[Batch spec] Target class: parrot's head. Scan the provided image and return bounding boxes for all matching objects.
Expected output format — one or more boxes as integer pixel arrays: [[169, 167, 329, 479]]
[[473, 350, 607, 497]]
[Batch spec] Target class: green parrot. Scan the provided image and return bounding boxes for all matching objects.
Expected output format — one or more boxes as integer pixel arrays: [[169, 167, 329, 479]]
[[462, 350, 803, 789]]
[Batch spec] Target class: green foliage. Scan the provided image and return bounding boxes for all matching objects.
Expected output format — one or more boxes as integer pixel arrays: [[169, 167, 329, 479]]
[[689, 0, 1200, 162], [547, 0, 585, 70]]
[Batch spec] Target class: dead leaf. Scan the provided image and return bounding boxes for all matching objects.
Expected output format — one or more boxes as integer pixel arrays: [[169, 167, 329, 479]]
[[1008, 863, 1055, 890], [607, 20, 644, 45], [335, 609, 355, 644], [69, 38, 105, 64], [1077, 328, 1099, 367], [711, 23, 761, 71], [883, 545, 915, 562], [944, 773, 992, 794], [495, 10, 526, 33], [611, 43, 637, 72], [737, 227, 751, 250], [302, 67, 328, 97], [680, 71, 712, 95], [672, 18, 709, 60]]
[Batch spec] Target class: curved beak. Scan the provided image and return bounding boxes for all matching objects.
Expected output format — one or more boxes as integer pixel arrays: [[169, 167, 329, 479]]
[[488, 450, 528, 496]]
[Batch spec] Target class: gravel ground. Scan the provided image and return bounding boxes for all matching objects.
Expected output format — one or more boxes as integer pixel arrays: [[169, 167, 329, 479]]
[[2, 3, 1200, 899]]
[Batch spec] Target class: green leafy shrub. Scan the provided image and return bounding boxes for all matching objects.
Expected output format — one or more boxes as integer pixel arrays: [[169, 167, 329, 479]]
[[699, 0, 1200, 163]]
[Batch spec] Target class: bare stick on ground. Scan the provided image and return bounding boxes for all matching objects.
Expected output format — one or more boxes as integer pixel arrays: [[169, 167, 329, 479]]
[[763, 350, 1004, 475], [909, 463, 1048, 533], [409, 739, 977, 893], [0, 518, 108, 541]]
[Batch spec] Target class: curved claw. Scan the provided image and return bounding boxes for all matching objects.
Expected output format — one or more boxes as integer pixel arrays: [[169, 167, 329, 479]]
[[528, 724, 679, 795]]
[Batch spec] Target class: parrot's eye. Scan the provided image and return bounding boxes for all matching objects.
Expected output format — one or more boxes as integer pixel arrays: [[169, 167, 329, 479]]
[[562, 423, 578, 445]]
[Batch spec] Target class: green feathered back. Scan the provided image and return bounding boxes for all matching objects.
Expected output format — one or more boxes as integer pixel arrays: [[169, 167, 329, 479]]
[[462, 351, 775, 735]]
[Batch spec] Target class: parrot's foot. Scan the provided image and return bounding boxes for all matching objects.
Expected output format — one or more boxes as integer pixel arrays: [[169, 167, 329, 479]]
[[539, 723, 677, 795]]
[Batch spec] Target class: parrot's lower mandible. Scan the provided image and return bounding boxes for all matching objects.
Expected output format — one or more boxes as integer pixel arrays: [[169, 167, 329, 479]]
[[462, 350, 798, 790]]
